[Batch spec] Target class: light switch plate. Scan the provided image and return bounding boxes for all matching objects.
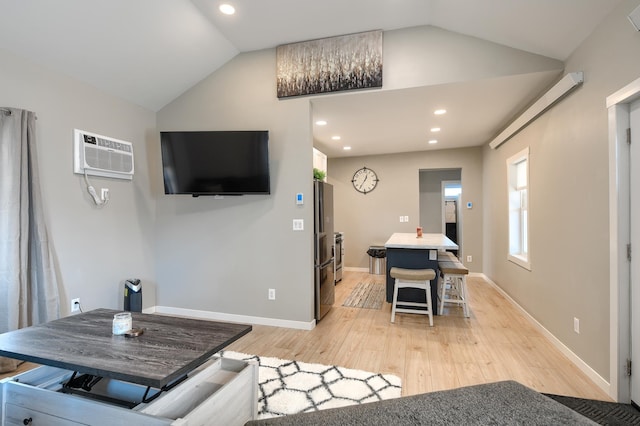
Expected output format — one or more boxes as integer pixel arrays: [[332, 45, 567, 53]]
[[293, 219, 304, 231]]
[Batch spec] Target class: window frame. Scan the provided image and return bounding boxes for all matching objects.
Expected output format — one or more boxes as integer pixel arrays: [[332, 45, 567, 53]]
[[506, 147, 531, 271]]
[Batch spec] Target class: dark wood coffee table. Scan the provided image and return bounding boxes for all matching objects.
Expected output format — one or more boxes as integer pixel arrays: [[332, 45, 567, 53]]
[[0, 308, 251, 389]]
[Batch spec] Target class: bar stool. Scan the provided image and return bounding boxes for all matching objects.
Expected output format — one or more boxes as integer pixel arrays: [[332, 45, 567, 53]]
[[437, 251, 458, 302], [437, 251, 458, 262], [437, 259, 470, 317], [390, 267, 436, 326]]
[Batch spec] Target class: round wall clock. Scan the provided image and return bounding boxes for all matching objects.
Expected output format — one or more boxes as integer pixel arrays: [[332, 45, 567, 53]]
[[352, 167, 379, 194]]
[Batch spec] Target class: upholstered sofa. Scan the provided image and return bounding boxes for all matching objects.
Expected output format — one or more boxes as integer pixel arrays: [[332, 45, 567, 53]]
[[246, 380, 596, 425]]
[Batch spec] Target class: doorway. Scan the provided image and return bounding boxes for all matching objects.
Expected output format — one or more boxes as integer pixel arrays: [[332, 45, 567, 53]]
[[419, 169, 462, 257], [442, 180, 462, 256], [630, 99, 640, 404], [607, 77, 640, 403]]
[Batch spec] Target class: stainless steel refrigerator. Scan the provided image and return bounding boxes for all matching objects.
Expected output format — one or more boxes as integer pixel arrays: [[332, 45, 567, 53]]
[[314, 180, 335, 321]]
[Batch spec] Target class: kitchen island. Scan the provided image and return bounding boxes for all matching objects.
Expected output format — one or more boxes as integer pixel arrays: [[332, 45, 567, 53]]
[[384, 233, 458, 315]]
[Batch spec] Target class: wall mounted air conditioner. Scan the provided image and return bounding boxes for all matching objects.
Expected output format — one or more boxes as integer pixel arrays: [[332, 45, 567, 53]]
[[73, 129, 134, 180]]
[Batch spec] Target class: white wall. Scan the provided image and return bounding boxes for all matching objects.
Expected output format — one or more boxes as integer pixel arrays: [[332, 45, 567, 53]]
[[0, 49, 157, 316], [482, 0, 640, 382]]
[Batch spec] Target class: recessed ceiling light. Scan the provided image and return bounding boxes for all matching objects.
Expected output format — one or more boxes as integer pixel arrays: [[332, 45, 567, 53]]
[[219, 4, 235, 15], [315, 120, 327, 126], [331, 136, 341, 140], [343, 146, 351, 150], [428, 140, 438, 144], [434, 109, 447, 115], [430, 127, 441, 132]]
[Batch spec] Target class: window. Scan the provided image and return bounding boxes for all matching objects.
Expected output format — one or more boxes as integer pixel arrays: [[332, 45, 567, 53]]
[[443, 184, 462, 198], [507, 147, 530, 270]]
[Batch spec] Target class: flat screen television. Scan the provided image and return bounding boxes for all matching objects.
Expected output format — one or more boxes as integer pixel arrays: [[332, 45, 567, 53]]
[[160, 130, 270, 196]]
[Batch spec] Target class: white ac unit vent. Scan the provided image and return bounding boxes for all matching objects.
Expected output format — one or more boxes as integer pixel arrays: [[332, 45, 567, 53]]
[[74, 129, 134, 180]]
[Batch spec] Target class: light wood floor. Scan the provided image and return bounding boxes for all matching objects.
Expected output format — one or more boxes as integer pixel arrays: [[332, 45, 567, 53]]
[[226, 270, 611, 401], [1, 271, 610, 401]]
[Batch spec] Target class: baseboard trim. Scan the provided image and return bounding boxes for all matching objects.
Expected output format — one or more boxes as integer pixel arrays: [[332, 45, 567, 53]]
[[475, 273, 611, 396], [149, 306, 316, 330]]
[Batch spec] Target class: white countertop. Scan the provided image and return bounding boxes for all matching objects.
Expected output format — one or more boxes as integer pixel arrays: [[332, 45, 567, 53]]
[[384, 233, 458, 250]]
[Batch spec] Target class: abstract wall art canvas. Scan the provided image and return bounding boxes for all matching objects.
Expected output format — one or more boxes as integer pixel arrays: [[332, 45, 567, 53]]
[[276, 30, 383, 98]]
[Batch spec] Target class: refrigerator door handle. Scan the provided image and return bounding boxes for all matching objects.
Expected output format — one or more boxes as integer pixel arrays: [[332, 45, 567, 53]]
[[316, 232, 332, 265]]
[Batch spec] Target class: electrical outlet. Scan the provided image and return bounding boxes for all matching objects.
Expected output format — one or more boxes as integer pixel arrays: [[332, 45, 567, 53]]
[[404, 216, 409, 222], [574, 317, 580, 334], [268, 289, 276, 300], [71, 298, 80, 313], [399, 216, 404, 223], [466, 255, 472, 262]]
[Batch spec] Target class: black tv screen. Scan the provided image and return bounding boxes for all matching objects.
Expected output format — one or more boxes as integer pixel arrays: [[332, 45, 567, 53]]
[[160, 130, 270, 196]]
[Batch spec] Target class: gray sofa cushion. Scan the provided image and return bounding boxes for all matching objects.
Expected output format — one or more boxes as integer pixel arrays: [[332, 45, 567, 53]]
[[245, 380, 596, 425]]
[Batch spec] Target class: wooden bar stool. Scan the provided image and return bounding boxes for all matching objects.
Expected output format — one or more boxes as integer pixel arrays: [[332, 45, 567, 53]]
[[437, 251, 459, 304], [437, 259, 470, 317], [390, 267, 436, 326], [437, 251, 458, 262]]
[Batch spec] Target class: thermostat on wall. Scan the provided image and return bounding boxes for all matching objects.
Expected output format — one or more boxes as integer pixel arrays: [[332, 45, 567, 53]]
[[467, 202, 473, 209], [296, 193, 304, 205]]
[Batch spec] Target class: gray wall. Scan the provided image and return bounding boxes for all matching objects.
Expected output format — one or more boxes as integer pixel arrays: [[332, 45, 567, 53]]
[[329, 148, 482, 271], [4, 9, 628, 383], [382, 26, 563, 89], [0, 48, 158, 316], [155, 50, 316, 323], [0, 24, 561, 327], [153, 25, 559, 323], [481, 0, 640, 381], [419, 169, 461, 233]]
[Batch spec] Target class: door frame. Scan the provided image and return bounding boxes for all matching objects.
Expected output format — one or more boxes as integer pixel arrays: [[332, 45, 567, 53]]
[[441, 180, 462, 257], [607, 76, 640, 402]]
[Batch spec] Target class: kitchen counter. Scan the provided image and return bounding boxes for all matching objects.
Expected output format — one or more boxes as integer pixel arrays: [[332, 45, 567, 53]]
[[384, 232, 458, 250], [383, 233, 458, 314]]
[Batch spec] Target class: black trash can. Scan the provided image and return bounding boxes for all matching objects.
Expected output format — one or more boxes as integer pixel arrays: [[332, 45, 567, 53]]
[[124, 278, 142, 312], [367, 246, 387, 275]]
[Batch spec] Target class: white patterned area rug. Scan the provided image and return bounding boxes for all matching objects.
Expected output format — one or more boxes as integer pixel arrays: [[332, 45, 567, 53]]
[[220, 350, 402, 420]]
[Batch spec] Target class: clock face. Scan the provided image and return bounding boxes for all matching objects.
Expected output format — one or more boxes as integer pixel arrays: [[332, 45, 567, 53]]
[[352, 167, 379, 194]]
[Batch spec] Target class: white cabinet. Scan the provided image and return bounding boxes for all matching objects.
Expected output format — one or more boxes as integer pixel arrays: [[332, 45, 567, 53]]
[[4, 403, 87, 426], [313, 148, 328, 180], [0, 357, 257, 426]]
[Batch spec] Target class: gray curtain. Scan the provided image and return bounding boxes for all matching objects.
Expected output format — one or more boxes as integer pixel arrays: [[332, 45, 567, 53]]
[[0, 108, 60, 373]]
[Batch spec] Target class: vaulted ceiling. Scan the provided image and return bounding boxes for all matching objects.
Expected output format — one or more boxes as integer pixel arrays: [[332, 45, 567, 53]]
[[0, 0, 624, 157]]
